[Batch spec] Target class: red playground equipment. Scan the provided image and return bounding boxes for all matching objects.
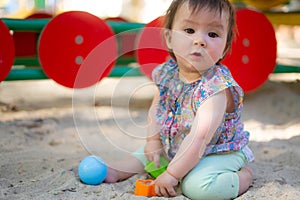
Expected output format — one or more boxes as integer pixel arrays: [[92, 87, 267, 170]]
[[0, 1, 300, 92]]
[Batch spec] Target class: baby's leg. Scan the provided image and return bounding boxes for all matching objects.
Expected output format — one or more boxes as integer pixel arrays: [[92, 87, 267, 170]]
[[105, 155, 145, 183], [237, 167, 253, 195], [181, 151, 250, 199]]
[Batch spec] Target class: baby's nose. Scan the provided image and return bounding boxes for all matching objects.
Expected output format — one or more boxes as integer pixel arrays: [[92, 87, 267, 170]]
[[193, 36, 206, 47]]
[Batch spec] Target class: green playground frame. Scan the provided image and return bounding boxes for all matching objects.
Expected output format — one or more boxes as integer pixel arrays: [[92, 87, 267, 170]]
[[2, 18, 145, 80], [1, 18, 300, 82]]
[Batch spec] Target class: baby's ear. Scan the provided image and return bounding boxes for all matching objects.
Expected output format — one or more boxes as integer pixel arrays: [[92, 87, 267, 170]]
[[164, 29, 172, 49]]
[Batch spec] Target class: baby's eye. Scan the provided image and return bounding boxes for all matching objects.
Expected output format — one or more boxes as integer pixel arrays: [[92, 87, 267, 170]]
[[184, 28, 195, 34], [208, 32, 219, 38]]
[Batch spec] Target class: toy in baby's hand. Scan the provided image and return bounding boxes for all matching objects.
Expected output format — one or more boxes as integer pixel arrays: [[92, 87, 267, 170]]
[[144, 157, 169, 178], [78, 155, 107, 185], [134, 157, 169, 196]]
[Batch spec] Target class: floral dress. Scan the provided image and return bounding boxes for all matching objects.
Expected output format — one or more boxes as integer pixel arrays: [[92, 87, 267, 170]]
[[152, 59, 254, 162]]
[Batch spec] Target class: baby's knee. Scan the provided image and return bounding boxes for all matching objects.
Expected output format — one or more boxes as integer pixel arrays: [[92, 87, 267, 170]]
[[181, 172, 239, 200], [181, 181, 221, 200]]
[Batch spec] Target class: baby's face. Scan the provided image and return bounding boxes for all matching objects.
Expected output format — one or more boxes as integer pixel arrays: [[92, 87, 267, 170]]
[[165, 2, 229, 78]]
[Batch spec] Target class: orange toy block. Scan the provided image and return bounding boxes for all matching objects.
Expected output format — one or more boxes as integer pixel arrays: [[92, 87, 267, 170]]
[[134, 179, 157, 197]]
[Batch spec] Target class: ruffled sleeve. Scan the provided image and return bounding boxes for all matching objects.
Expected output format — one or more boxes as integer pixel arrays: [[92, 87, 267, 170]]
[[152, 59, 177, 87], [192, 64, 241, 111]]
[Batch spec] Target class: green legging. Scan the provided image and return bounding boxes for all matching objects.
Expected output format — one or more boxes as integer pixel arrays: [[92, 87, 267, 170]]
[[133, 147, 247, 200]]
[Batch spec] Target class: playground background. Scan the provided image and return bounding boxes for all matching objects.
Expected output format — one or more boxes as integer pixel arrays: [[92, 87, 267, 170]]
[[0, 29, 300, 199], [0, 70, 300, 200], [1, 0, 300, 199]]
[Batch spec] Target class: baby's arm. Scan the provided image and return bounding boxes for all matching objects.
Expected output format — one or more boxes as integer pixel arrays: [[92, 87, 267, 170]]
[[169, 90, 227, 179], [144, 90, 163, 166]]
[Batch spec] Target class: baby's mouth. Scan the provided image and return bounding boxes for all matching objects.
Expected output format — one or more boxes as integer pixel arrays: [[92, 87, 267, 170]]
[[191, 52, 202, 57]]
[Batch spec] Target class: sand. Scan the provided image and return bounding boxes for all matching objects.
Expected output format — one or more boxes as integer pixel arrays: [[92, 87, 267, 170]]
[[0, 73, 300, 200]]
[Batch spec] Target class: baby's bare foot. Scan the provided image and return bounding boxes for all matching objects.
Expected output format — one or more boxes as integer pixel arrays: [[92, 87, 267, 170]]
[[237, 167, 253, 195], [104, 167, 119, 183], [241, 167, 253, 180]]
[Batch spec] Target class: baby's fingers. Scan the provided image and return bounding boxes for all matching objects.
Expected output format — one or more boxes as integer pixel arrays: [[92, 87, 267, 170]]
[[153, 154, 161, 168], [166, 186, 177, 197], [145, 153, 154, 162], [155, 185, 176, 197]]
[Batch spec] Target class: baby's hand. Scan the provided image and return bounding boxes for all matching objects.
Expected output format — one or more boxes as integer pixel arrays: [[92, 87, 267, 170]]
[[144, 139, 163, 167], [153, 171, 178, 197]]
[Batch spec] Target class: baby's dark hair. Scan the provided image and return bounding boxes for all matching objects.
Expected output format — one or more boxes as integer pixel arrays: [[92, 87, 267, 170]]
[[164, 0, 236, 60]]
